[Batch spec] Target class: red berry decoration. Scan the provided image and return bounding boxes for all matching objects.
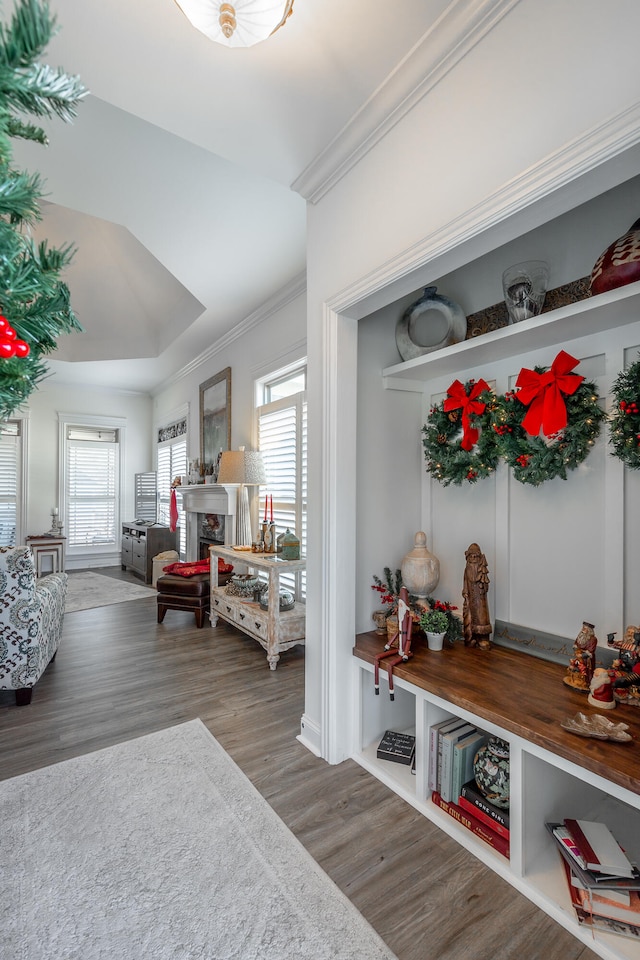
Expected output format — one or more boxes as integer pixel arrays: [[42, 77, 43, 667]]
[[13, 339, 30, 357], [0, 341, 16, 358], [3, 324, 16, 340]]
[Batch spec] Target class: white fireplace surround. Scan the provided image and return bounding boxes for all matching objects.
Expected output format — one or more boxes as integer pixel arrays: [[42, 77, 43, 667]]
[[178, 484, 237, 560]]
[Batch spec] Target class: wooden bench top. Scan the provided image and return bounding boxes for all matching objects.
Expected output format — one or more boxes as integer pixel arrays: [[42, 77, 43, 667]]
[[354, 631, 640, 799]]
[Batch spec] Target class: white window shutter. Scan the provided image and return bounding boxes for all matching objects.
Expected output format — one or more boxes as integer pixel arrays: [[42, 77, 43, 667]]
[[0, 429, 18, 546], [66, 437, 119, 546]]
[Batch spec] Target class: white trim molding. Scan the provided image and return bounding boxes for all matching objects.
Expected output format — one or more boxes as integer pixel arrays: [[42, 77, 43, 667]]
[[309, 116, 640, 765], [57, 412, 128, 554], [158, 272, 307, 393], [292, 0, 522, 203], [328, 103, 640, 321], [297, 714, 322, 757]]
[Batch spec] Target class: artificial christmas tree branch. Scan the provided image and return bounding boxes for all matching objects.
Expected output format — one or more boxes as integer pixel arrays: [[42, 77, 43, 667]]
[[0, 0, 86, 418]]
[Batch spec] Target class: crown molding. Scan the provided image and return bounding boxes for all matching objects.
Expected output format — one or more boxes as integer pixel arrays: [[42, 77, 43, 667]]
[[329, 101, 640, 314], [161, 270, 307, 392], [292, 0, 521, 204]]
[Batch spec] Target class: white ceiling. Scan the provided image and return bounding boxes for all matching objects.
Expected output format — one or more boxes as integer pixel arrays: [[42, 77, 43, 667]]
[[10, 0, 456, 392]]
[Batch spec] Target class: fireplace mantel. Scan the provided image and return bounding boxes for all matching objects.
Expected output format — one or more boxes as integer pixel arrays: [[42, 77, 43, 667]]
[[178, 484, 237, 559]]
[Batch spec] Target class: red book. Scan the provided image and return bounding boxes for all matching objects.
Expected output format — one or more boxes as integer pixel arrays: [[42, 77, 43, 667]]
[[458, 793, 510, 841], [431, 791, 509, 859]]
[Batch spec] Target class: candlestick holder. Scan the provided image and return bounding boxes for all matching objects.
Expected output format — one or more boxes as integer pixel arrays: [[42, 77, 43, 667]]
[[49, 510, 64, 537]]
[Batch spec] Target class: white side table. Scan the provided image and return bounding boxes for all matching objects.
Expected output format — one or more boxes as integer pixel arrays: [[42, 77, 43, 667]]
[[26, 536, 66, 577]]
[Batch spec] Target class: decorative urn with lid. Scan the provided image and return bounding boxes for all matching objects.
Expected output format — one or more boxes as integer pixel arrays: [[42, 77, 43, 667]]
[[401, 531, 440, 599]]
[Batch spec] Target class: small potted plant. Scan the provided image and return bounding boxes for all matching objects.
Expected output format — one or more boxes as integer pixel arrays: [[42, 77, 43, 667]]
[[371, 567, 403, 638], [419, 608, 449, 650]]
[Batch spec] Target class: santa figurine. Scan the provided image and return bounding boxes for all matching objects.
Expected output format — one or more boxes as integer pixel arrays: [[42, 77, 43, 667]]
[[587, 667, 616, 710]]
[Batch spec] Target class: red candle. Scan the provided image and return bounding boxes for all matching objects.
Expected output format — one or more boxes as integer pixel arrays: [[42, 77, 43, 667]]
[[269, 494, 273, 523], [263, 494, 268, 523]]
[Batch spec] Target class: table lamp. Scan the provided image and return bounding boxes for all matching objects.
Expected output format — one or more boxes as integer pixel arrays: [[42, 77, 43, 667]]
[[217, 447, 266, 545]]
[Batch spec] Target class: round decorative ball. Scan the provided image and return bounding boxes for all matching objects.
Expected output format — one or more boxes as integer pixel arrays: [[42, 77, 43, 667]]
[[473, 736, 510, 809], [590, 218, 640, 295]]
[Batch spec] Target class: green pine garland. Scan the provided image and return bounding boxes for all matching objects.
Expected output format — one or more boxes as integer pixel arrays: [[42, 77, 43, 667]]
[[608, 355, 640, 469], [489, 373, 605, 485], [0, 0, 87, 419], [421, 381, 500, 486]]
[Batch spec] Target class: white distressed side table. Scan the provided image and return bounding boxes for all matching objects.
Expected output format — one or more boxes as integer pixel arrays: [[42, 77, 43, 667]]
[[209, 545, 306, 669], [26, 536, 66, 577]]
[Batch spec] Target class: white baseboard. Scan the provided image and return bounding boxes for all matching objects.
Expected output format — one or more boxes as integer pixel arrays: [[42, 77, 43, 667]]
[[297, 714, 322, 758], [65, 553, 121, 571]]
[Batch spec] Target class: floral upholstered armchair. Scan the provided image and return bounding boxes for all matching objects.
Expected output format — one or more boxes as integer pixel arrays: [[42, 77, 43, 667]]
[[0, 545, 68, 705]]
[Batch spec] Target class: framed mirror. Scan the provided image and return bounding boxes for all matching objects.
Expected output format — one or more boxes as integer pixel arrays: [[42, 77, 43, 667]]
[[199, 367, 231, 470]]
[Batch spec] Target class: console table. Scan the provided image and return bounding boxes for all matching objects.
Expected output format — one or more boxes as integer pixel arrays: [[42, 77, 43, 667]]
[[209, 545, 306, 669]]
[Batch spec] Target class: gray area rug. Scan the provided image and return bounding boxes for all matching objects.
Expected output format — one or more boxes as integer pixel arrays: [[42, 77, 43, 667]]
[[65, 570, 154, 612], [1, 719, 396, 960]]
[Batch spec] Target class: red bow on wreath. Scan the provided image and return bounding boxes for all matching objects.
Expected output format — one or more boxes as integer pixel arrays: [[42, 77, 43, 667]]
[[443, 378, 490, 451], [515, 350, 584, 437]]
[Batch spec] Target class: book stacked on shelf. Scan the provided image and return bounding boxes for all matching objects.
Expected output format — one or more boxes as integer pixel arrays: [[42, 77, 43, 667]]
[[548, 819, 640, 940], [459, 780, 510, 841], [428, 716, 509, 859], [431, 789, 510, 858], [377, 729, 416, 766]]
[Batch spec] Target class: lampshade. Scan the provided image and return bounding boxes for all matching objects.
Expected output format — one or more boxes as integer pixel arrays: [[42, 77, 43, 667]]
[[174, 0, 294, 48], [217, 447, 266, 485]]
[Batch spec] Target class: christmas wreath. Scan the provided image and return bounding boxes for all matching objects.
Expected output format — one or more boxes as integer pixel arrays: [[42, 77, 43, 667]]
[[489, 350, 605, 485], [422, 378, 500, 485], [608, 355, 640, 469]]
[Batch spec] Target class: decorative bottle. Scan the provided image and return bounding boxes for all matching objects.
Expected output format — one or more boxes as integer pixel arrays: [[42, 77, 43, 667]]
[[262, 521, 273, 553]]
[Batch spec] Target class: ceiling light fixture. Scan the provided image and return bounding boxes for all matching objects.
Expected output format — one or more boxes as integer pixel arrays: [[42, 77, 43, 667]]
[[174, 0, 294, 48]]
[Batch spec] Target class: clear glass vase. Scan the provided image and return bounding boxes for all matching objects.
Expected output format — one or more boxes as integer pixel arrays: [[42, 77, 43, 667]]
[[502, 260, 549, 324]]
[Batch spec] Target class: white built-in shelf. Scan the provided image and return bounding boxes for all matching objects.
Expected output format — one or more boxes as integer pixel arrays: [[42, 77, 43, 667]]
[[382, 280, 640, 391]]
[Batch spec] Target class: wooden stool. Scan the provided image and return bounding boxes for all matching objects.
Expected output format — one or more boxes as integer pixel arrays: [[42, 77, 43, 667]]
[[156, 573, 210, 629]]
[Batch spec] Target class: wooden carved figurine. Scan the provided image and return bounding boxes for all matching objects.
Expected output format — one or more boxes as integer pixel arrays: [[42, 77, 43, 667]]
[[563, 621, 598, 692], [462, 542, 492, 650]]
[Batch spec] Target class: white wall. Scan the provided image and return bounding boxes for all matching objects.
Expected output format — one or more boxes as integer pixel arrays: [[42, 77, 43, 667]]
[[25, 381, 152, 564], [152, 288, 307, 525], [304, 0, 640, 762], [153, 289, 306, 451]]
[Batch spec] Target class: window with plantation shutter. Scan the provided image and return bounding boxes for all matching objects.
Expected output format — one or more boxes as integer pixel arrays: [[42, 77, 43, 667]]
[[0, 422, 20, 546], [65, 427, 119, 547], [156, 420, 187, 556], [257, 364, 306, 599]]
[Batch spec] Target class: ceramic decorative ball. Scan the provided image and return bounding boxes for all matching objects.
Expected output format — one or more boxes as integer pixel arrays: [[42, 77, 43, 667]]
[[590, 218, 640, 295], [473, 736, 510, 809]]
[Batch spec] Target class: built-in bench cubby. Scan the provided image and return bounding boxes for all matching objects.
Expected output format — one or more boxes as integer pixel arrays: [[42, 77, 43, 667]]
[[353, 631, 640, 960]]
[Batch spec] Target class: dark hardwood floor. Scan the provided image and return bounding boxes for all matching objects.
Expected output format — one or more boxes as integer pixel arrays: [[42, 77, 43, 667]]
[[0, 568, 597, 960]]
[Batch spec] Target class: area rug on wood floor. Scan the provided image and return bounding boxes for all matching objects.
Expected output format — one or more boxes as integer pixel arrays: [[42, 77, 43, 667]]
[[1, 719, 396, 960], [65, 570, 155, 612]]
